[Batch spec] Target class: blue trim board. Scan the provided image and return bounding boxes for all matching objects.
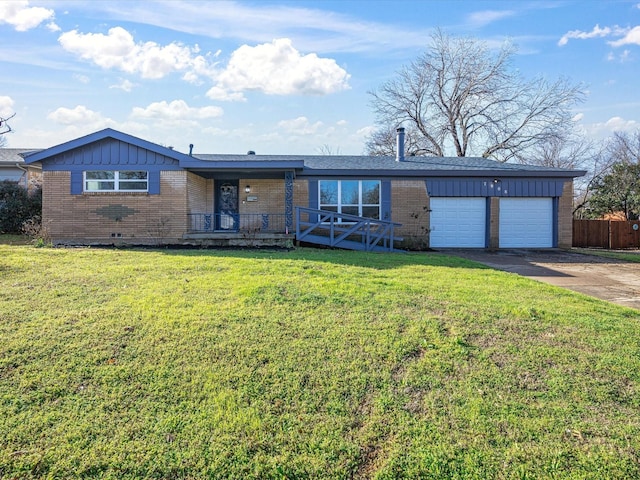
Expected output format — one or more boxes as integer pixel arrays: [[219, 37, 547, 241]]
[[552, 197, 559, 248], [485, 197, 491, 248]]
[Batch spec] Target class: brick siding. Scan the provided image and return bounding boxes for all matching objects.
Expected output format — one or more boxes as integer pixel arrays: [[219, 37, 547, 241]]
[[43, 170, 188, 245], [390, 180, 430, 245], [558, 180, 574, 248]]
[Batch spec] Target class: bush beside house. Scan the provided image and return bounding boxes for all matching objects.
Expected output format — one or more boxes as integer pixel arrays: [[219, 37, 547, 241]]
[[0, 180, 42, 233]]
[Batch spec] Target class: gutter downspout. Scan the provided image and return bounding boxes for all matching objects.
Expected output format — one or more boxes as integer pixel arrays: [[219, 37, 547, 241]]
[[14, 163, 29, 189], [15, 162, 41, 191]]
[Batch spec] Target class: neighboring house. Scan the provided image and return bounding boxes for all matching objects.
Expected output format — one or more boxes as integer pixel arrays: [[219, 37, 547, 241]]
[[0, 148, 42, 191], [21, 128, 585, 250]]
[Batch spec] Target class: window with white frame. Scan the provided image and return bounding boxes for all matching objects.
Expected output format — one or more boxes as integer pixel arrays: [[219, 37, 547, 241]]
[[84, 171, 148, 192], [319, 180, 380, 221]]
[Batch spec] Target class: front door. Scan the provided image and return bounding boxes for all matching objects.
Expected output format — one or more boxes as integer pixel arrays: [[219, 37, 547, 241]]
[[215, 180, 239, 231]]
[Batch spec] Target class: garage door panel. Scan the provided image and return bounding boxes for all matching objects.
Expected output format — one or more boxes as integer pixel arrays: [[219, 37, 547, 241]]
[[499, 198, 553, 248], [430, 198, 486, 248]]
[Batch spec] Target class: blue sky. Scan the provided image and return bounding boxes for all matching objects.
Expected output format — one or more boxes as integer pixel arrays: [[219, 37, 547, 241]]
[[2, 0, 640, 155]]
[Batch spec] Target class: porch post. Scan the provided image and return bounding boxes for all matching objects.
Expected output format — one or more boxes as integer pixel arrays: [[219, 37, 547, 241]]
[[285, 171, 294, 233]]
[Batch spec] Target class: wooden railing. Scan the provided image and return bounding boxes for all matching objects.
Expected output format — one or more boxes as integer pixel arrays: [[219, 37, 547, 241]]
[[295, 207, 402, 252]]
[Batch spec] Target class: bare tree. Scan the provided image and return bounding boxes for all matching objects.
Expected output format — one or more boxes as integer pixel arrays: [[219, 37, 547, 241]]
[[316, 144, 342, 155], [572, 130, 640, 218], [0, 112, 15, 147], [527, 131, 594, 169], [605, 130, 640, 164], [367, 29, 585, 162]]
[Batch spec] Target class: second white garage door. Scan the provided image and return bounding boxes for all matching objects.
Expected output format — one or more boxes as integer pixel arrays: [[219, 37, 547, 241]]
[[499, 198, 553, 248], [430, 197, 486, 247]]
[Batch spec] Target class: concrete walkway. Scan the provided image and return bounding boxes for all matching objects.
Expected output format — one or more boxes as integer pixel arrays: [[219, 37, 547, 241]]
[[437, 249, 640, 311]]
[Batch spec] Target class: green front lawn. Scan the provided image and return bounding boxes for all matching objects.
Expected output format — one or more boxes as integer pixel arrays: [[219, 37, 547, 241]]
[[1, 246, 639, 479], [573, 247, 640, 263]]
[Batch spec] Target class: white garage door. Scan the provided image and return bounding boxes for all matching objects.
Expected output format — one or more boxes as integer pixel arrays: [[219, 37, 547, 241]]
[[499, 198, 553, 248], [430, 198, 486, 247]]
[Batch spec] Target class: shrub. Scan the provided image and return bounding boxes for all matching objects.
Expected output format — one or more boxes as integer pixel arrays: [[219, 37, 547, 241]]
[[21, 217, 51, 247], [0, 181, 42, 233]]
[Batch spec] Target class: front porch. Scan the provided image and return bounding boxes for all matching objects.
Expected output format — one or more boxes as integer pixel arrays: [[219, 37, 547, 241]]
[[183, 212, 293, 247]]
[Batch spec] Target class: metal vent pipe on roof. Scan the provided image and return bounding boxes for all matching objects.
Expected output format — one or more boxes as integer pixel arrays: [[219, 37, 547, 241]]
[[189, 144, 194, 156], [396, 127, 405, 162], [247, 150, 256, 155]]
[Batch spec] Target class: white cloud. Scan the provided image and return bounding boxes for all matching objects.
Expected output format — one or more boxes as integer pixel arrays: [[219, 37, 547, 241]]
[[109, 79, 136, 92], [0, 0, 55, 32], [131, 100, 223, 120], [277, 116, 324, 135], [88, 1, 431, 55], [58, 26, 216, 81], [584, 116, 640, 136], [47, 105, 108, 126], [572, 113, 584, 122], [558, 24, 612, 46], [609, 26, 640, 47], [73, 74, 90, 84], [207, 38, 350, 101], [606, 48, 633, 62], [467, 10, 515, 27], [205, 86, 246, 102], [0, 96, 15, 117]]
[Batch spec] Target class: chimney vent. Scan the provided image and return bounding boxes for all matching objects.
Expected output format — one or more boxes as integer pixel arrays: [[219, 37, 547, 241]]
[[247, 150, 256, 155], [189, 144, 194, 156], [396, 127, 405, 162]]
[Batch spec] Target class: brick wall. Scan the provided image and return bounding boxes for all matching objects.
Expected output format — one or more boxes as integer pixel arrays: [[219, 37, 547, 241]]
[[43, 170, 189, 245], [558, 180, 574, 248], [390, 180, 430, 245], [187, 173, 212, 214], [239, 179, 285, 215], [489, 197, 500, 249]]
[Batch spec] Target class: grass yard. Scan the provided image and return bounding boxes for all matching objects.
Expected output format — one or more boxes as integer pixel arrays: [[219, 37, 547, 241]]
[[1, 245, 639, 479], [572, 247, 640, 263]]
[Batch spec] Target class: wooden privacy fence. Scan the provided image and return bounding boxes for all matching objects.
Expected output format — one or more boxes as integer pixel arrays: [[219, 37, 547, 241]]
[[573, 220, 640, 249]]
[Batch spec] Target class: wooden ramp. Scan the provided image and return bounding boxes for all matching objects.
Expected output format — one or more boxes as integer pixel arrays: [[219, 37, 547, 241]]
[[295, 207, 403, 252]]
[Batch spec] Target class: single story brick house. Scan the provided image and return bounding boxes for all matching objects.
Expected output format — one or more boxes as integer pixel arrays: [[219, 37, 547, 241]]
[[22, 128, 584, 250], [0, 148, 42, 191]]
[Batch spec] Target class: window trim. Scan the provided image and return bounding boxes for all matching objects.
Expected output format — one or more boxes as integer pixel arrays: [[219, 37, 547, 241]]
[[319, 179, 381, 222], [83, 170, 149, 193]]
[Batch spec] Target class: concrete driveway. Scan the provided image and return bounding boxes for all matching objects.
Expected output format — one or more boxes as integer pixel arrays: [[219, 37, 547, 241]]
[[437, 249, 640, 311]]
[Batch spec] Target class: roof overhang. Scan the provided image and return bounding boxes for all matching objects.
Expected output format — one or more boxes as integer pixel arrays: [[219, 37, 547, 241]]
[[181, 158, 304, 178], [298, 168, 587, 179]]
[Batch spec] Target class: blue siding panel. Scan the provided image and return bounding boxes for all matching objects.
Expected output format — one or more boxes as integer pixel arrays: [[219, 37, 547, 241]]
[[308, 180, 319, 223], [308, 180, 319, 209], [40, 138, 182, 171], [426, 178, 567, 197], [149, 171, 161, 194], [70, 171, 83, 194], [485, 197, 491, 248], [381, 180, 391, 221], [552, 197, 559, 247]]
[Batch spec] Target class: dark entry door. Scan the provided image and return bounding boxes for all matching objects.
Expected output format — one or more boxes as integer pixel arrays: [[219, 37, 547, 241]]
[[215, 180, 239, 230]]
